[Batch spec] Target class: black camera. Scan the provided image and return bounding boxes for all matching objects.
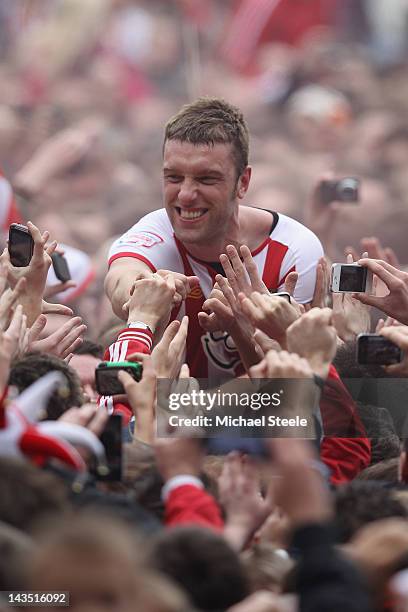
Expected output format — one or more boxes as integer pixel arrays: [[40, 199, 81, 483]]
[[319, 178, 360, 205]]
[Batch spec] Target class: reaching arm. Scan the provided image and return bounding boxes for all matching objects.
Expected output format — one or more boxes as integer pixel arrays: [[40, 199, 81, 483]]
[[104, 257, 153, 320]]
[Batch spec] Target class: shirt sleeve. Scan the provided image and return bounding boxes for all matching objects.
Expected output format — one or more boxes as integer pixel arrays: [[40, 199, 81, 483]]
[[108, 209, 182, 273], [273, 213, 324, 303], [164, 483, 224, 531]]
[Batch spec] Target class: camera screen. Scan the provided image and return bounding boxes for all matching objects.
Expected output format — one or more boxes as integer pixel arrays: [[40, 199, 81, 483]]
[[95, 368, 126, 396], [359, 336, 402, 365], [95, 364, 142, 396], [9, 228, 33, 267], [339, 266, 367, 292]]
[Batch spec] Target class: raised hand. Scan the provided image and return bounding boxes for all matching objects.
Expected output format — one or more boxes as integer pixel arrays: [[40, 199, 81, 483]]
[[219, 452, 274, 551], [27, 315, 86, 359], [239, 292, 300, 348], [352, 258, 408, 325], [124, 273, 176, 334], [119, 354, 156, 445], [286, 308, 337, 379], [151, 316, 188, 380]]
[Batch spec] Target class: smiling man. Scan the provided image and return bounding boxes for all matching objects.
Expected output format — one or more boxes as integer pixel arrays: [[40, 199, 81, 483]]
[[105, 98, 323, 381]]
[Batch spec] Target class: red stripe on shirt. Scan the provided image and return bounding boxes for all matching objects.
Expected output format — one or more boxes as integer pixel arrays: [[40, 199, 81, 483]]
[[108, 252, 156, 271], [262, 238, 289, 291]]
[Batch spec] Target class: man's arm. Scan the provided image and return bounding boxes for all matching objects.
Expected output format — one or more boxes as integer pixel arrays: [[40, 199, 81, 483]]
[[104, 257, 153, 320]]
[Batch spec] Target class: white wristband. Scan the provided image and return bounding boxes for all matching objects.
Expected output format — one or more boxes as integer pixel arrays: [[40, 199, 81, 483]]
[[162, 475, 204, 501]]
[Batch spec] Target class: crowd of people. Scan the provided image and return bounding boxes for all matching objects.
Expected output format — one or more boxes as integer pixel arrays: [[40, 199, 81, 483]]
[[1, 1, 408, 611]]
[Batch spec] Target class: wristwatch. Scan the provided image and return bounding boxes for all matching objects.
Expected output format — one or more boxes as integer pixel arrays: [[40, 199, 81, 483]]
[[128, 321, 153, 334]]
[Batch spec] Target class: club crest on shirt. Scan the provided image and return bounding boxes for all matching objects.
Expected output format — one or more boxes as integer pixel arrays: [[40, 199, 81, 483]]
[[119, 231, 163, 248], [187, 286, 204, 300], [202, 331, 241, 372]]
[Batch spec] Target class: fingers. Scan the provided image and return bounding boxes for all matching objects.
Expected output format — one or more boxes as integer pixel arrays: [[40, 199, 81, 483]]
[[379, 325, 408, 349], [384, 247, 400, 268], [240, 245, 267, 293], [88, 406, 109, 437], [0, 278, 27, 328], [345, 246, 359, 261], [4, 304, 24, 349], [358, 258, 405, 286], [179, 363, 190, 378], [351, 292, 381, 309], [198, 311, 220, 332], [215, 273, 237, 310], [45, 280, 77, 298], [283, 271, 298, 296], [58, 323, 87, 358], [0, 261, 8, 297], [45, 240, 58, 257], [239, 293, 260, 324], [27, 221, 45, 256], [253, 329, 281, 354], [220, 252, 241, 295], [153, 319, 181, 353], [169, 315, 188, 356], [41, 300, 74, 316]]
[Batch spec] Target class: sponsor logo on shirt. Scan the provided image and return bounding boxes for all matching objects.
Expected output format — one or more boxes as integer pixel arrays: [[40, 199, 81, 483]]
[[188, 286, 204, 300], [119, 231, 163, 248]]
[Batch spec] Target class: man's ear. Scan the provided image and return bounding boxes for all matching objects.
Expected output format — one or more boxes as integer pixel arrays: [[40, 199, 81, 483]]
[[236, 166, 251, 199]]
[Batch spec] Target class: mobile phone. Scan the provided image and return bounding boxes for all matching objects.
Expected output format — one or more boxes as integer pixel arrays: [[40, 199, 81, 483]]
[[330, 263, 372, 293], [319, 178, 360, 205], [51, 252, 71, 282], [95, 361, 143, 396], [98, 414, 122, 481], [8, 223, 34, 267], [275, 291, 292, 303], [357, 333, 403, 365]]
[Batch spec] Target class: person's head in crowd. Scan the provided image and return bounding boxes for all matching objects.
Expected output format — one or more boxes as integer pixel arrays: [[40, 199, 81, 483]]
[[150, 526, 250, 611], [355, 403, 400, 466], [355, 457, 399, 484], [9, 353, 84, 420], [70, 339, 103, 403], [123, 442, 165, 522], [241, 543, 293, 594], [0, 521, 34, 590], [347, 518, 408, 611], [286, 84, 352, 152], [162, 97, 251, 249], [0, 458, 68, 533], [28, 514, 181, 612], [334, 481, 408, 544]]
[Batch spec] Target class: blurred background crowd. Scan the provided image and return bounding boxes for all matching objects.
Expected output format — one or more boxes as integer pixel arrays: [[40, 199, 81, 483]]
[[2, 3, 408, 612], [2, 0, 408, 338]]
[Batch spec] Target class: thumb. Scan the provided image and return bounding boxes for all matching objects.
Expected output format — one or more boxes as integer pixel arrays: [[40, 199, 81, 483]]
[[284, 271, 298, 296], [254, 329, 280, 354], [179, 363, 190, 378]]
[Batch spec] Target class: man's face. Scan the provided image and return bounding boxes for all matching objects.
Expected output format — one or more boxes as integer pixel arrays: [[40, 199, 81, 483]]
[[163, 140, 247, 247], [69, 354, 101, 403]]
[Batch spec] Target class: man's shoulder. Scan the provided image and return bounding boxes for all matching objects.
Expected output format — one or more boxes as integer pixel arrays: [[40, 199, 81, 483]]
[[108, 208, 182, 269], [270, 212, 323, 255]]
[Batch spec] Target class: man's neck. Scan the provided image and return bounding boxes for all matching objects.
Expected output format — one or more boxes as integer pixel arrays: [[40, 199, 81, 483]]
[[182, 211, 241, 262], [179, 206, 272, 262]]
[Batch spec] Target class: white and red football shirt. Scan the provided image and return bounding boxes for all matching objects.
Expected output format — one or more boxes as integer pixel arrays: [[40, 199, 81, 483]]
[[108, 208, 323, 383]]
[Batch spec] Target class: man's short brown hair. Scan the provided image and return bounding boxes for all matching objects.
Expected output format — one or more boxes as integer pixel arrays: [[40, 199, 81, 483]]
[[164, 97, 249, 177]]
